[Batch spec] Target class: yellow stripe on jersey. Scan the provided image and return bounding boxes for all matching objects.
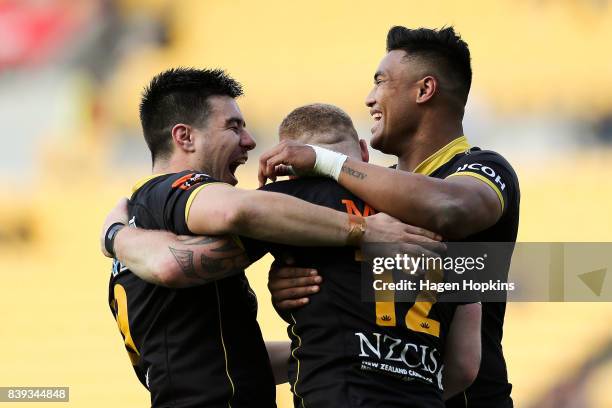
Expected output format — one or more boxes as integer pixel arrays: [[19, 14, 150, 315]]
[[447, 171, 505, 212], [290, 314, 307, 408], [215, 282, 235, 408], [112, 284, 141, 365], [375, 269, 397, 326], [131, 173, 167, 194], [413, 136, 470, 176]]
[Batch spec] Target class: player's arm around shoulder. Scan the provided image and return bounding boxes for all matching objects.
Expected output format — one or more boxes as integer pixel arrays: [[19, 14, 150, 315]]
[[185, 181, 342, 241], [257, 142, 515, 239], [338, 152, 516, 239], [442, 302, 482, 400], [186, 180, 434, 247]]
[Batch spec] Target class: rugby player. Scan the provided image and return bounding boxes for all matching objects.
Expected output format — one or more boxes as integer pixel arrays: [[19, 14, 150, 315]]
[[107, 103, 482, 408], [101, 68, 431, 408], [259, 27, 520, 408]]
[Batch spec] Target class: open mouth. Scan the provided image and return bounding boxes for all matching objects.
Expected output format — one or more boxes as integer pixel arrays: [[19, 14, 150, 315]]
[[370, 110, 383, 133], [228, 157, 247, 183]]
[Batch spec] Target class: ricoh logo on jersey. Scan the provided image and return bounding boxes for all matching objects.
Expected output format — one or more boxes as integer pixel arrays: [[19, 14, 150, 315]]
[[456, 163, 506, 191], [354, 331, 443, 388]]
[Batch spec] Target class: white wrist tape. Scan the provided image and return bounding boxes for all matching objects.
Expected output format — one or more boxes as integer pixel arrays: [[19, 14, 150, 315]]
[[307, 144, 348, 181]]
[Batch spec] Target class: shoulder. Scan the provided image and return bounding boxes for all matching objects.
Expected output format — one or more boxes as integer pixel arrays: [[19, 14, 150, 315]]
[[259, 177, 361, 210], [449, 148, 519, 183], [462, 149, 516, 173], [132, 171, 221, 198], [259, 177, 344, 195]]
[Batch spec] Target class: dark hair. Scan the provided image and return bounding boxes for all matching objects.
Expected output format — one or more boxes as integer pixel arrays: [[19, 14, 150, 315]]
[[139, 67, 243, 163], [386, 26, 472, 104], [279, 103, 357, 142]]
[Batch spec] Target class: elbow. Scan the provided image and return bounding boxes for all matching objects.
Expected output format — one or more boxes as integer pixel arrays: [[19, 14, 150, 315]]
[[461, 361, 480, 389], [457, 353, 481, 390], [150, 254, 186, 289], [432, 197, 470, 238]]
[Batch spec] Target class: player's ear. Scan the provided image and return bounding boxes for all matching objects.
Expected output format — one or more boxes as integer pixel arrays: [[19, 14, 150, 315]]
[[359, 139, 370, 163], [416, 76, 437, 104], [171, 123, 195, 153]]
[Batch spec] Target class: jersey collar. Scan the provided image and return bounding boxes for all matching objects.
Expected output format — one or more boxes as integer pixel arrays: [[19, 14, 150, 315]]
[[412, 136, 470, 176], [131, 173, 167, 193]]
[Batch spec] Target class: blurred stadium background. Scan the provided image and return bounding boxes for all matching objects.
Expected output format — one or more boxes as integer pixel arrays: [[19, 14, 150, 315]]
[[0, 0, 611, 406]]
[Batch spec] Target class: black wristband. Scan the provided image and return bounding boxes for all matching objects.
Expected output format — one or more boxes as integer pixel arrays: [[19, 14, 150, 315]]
[[105, 222, 126, 258]]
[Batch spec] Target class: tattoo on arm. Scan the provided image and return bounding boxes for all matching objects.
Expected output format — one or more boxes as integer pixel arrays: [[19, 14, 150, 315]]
[[341, 165, 367, 180], [169, 236, 249, 283], [169, 247, 197, 278]]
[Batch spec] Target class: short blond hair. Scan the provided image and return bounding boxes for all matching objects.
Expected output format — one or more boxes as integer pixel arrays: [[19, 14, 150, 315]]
[[279, 103, 358, 146]]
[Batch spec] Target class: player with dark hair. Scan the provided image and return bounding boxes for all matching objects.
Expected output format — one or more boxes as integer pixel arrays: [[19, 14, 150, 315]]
[[106, 103, 482, 408], [259, 26, 520, 408], [101, 67, 432, 408], [139, 68, 244, 164]]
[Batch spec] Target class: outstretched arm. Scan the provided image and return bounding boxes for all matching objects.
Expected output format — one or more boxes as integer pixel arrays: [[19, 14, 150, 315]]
[[258, 141, 505, 239], [101, 192, 440, 289], [186, 183, 441, 246], [335, 159, 501, 239]]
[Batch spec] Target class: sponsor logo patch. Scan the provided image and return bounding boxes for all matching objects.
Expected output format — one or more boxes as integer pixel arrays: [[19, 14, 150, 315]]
[[455, 163, 506, 191], [172, 173, 209, 191]]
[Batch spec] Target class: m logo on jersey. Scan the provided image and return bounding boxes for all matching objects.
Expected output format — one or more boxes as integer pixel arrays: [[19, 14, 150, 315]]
[[455, 163, 506, 191], [172, 173, 209, 191], [342, 199, 376, 217]]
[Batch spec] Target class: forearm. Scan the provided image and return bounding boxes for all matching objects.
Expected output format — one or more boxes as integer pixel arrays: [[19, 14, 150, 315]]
[[113, 228, 175, 284], [231, 190, 353, 246], [338, 159, 474, 238], [266, 341, 290, 385], [114, 228, 249, 288]]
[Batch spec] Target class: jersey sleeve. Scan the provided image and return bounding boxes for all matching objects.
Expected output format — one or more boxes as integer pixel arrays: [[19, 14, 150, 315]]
[[445, 151, 518, 215], [142, 172, 227, 235]]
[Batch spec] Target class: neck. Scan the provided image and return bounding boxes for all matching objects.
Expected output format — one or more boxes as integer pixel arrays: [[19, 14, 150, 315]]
[[397, 114, 464, 172], [152, 156, 193, 175]]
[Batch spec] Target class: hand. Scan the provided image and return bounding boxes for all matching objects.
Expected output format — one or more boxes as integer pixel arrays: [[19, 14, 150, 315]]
[[100, 197, 129, 257], [268, 264, 322, 310], [361, 213, 446, 275], [258, 140, 316, 186]]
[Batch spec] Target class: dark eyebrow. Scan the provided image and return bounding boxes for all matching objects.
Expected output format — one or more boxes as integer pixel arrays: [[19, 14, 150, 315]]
[[225, 117, 246, 128], [374, 70, 384, 81]]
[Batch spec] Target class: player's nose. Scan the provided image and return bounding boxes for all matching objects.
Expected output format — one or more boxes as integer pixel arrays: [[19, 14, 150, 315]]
[[365, 88, 376, 108], [241, 129, 256, 151]]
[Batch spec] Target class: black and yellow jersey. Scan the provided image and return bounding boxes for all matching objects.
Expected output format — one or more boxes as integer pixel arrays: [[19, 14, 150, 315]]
[[244, 178, 462, 408], [108, 170, 276, 408], [410, 136, 520, 408]]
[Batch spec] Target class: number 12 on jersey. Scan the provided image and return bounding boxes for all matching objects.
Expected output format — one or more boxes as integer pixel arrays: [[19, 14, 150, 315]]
[[375, 268, 441, 337]]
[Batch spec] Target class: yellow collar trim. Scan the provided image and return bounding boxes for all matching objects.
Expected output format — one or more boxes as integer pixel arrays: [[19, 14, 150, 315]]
[[412, 136, 470, 176], [131, 173, 167, 194]]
